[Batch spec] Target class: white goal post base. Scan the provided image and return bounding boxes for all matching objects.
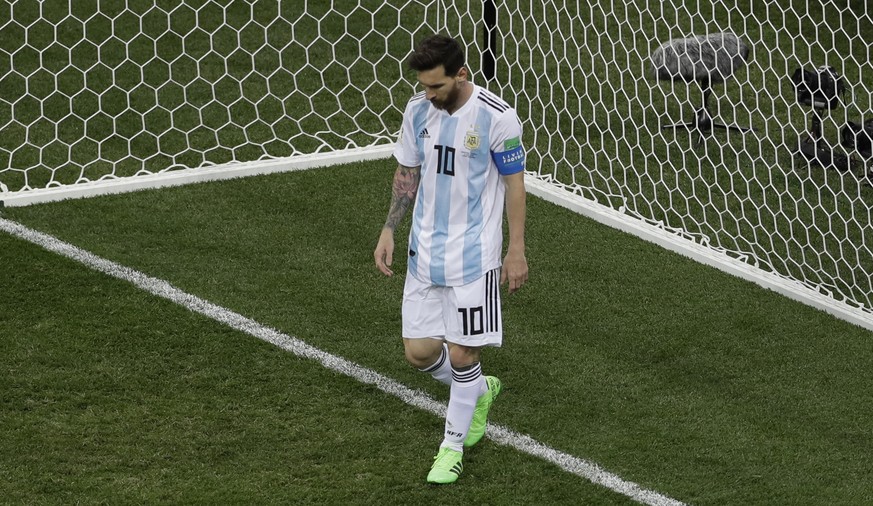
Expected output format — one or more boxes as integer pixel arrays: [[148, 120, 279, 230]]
[[525, 176, 873, 334], [3, 144, 869, 333], [0, 145, 397, 208]]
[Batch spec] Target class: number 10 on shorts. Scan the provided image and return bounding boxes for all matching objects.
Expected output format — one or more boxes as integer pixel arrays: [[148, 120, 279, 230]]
[[457, 306, 485, 336]]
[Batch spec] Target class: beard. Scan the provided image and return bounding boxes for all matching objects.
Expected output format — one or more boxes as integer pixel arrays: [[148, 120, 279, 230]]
[[431, 83, 462, 111]]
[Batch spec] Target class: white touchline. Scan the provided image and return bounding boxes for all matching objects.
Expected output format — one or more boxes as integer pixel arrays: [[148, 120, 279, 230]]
[[1, 216, 686, 506]]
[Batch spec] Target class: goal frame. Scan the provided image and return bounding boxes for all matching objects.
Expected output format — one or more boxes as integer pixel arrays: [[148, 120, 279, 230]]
[[1, 0, 871, 333]]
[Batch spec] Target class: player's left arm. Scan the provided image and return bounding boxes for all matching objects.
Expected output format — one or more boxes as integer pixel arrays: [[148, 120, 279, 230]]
[[502, 171, 528, 293], [491, 108, 528, 293]]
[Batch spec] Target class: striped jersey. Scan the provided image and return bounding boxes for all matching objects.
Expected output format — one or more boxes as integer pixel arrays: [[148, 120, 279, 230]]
[[394, 83, 525, 286]]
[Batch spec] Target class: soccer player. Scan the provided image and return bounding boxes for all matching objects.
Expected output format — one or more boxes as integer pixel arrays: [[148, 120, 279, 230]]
[[374, 34, 528, 484]]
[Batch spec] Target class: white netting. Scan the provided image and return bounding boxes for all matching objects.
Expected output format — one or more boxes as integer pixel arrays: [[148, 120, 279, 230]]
[[443, 0, 873, 315], [2, 1, 872, 319], [0, 0, 436, 192]]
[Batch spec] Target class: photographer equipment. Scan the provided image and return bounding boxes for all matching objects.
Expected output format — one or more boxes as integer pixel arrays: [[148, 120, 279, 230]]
[[840, 119, 873, 159], [791, 65, 851, 171], [651, 33, 754, 144], [793, 65, 845, 109]]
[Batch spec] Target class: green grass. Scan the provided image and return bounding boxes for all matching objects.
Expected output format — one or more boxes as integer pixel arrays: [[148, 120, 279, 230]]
[[3, 160, 873, 504], [0, 168, 634, 505], [1, 4, 872, 501]]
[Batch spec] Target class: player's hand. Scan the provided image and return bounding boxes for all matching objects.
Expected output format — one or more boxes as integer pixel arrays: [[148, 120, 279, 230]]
[[500, 250, 528, 294], [374, 228, 395, 276]]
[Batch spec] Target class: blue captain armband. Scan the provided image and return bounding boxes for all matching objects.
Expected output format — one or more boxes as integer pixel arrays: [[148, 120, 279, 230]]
[[492, 145, 526, 175]]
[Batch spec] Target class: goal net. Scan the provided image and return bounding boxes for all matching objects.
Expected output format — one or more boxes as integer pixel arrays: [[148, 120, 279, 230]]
[[0, 1, 437, 200], [447, 0, 873, 326], [2, 1, 872, 327]]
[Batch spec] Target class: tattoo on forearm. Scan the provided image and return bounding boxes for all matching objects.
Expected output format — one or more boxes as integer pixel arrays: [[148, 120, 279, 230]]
[[384, 165, 420, 230]]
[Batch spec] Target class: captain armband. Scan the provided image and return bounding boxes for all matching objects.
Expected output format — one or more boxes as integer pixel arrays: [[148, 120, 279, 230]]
[[492, 145, 526, 175]]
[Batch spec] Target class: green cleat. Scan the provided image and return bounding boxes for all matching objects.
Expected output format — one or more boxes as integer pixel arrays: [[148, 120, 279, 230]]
[[464, 376, 502, 448], [426, 447, 464, 484]]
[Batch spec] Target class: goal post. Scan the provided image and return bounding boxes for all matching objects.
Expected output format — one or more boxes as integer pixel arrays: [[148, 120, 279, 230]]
[[2, 1, 873, 330]]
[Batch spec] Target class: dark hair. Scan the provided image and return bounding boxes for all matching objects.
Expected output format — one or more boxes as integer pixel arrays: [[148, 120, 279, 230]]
[[407, 34, 465, 76]]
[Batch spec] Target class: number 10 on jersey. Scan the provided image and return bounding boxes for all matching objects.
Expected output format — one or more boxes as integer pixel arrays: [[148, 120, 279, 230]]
[[434, 144, 455, 176]]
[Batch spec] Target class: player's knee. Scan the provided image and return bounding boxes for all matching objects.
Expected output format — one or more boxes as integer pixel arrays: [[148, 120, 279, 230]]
[[403, 342, 441, 369]]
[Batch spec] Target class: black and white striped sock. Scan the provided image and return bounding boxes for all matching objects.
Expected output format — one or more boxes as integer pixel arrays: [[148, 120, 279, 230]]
[[442, 362, 486, 451], [419, 343, 452, 385]]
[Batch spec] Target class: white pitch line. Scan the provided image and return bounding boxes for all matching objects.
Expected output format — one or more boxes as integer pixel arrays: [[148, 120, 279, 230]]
[[0, 216, 686, 506]]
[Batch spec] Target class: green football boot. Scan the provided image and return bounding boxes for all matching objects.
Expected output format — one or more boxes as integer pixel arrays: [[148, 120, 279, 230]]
[[426, 447, 464, 484], [464, 376, 502, 447]]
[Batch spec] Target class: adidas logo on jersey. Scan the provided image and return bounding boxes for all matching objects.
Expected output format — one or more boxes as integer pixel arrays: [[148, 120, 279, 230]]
[[418, 128, 430, 139]]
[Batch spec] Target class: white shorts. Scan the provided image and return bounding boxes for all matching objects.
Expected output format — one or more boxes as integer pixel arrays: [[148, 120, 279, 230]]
[[402, 267, 503, 347]]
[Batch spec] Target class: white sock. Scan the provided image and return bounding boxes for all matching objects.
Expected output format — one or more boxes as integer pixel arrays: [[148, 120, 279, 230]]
[[418, 343, 452, 385], [441, 362, 486, 451]]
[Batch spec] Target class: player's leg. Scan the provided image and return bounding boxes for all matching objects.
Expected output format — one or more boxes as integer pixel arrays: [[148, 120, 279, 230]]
[[402, 274, 452, 384], [452, 346, 501, 448], [443, 342, 488, 448], [447, 267, 503, 449], [426, 343, 480, 484], [427, 268, 503, 484]]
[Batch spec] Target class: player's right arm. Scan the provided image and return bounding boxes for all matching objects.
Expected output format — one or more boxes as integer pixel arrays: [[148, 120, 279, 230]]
[[374, 163, 421, 276]]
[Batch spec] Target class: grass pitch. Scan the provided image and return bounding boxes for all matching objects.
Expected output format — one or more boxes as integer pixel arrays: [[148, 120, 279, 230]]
[[2, 160, 872, 505]]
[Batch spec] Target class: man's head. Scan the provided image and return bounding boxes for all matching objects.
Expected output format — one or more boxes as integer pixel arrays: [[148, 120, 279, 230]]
[[408, 35, 469, 111]]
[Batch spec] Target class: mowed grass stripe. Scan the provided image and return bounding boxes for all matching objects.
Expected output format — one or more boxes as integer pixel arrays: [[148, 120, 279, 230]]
[[0, 216, 684, 506]]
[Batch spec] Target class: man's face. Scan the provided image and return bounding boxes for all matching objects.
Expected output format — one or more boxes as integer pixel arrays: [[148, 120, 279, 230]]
[[417, 65, 466, 111]]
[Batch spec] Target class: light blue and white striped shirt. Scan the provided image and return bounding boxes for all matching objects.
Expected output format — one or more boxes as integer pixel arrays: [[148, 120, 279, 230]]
[[394, 84, 525, 286]]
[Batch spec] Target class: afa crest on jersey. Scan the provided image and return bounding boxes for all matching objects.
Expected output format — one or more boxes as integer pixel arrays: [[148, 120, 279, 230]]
[[464, 130, 480, 150]]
